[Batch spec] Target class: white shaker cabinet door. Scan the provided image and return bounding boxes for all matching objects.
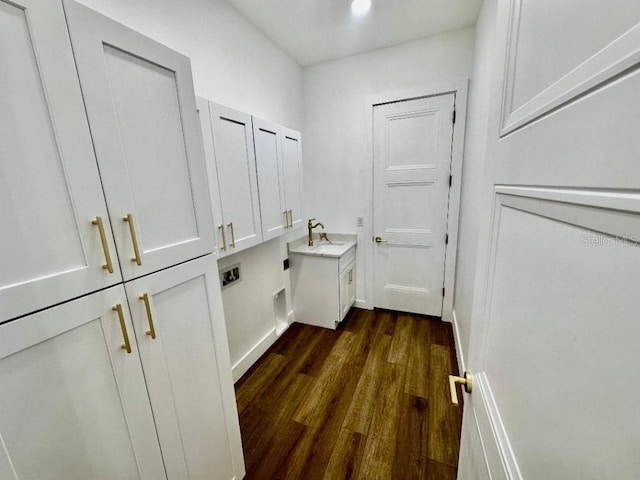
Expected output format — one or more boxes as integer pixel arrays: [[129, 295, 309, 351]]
[[208, 102, 263, 255], [125, 255, 245, 480], [0, 286, 166, 480], [253, 117, 287, 241], [64, 1, 214, 280], [0, 0, 121, 323], [281, 127, 304, 230]]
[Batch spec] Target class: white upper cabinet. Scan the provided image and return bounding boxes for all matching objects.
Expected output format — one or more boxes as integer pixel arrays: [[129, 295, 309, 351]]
[[0, 0, 121, 323], [253, 118, 287, 240], [125, 255, 244, 480], [0, 286, 166, 480], [64, 0, 214, 280], [198, 100, 262, 256], [281, 127, 305, 230], [253, 118, 305, 240]]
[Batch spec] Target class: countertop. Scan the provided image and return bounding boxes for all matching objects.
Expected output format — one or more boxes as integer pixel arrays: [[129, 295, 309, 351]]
[[288, 233, 356, 258]]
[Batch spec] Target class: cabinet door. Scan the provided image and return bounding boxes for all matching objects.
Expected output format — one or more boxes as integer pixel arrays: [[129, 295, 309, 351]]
[[253, 117, 287, 241], [0, 286, 165, 479], [125, 255, 245, 480], [340, 262, 356, 320], [209, 102, 262, 254], [0, 0, 121, 323], [64, 1, 214, 279], [197, 97, 225, 256], [282, 128, 304, 230]]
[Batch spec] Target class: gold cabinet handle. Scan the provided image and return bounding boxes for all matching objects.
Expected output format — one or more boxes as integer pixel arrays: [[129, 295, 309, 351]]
[[228, 222, 236, 248], [348, 269, 352, 284], [283, 211, 289, 229], [112, 304, 132, 353], [138, 293, 156, 339], [123, 213, 142, 265], [288, 210, 293, 228], [92, 216, 114, 273], [449, 372, 473, 406], [218, 224, 227, 251]]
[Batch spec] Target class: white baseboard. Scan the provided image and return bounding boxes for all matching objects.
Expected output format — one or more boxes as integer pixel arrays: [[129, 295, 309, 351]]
[[231, 327, 277, 382], [354, 299, 372, 310], [452, 310, 466, 374], [287, 310, 295, 323]]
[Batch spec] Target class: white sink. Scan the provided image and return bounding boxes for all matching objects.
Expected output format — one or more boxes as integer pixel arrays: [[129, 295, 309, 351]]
[[288, 236, 355, 258]]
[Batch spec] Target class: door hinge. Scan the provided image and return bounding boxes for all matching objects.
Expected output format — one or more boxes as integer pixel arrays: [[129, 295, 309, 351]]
[[452, 109, 456, 124], [445, 233, 449, 245], [449, 174, 453, 187], [442, 287, 446, 296]]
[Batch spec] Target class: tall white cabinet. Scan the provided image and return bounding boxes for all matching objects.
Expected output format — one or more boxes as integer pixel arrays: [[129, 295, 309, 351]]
[[65, 1, 214, 280], [0, 0, 121, 323], [0, 2, 244, 479]]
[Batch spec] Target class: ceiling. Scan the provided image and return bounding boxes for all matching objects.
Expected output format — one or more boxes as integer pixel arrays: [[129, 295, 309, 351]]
[[225, 0, 483, 67]]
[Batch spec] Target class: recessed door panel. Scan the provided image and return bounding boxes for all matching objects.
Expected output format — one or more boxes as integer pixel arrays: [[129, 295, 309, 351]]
[[102, 45, 198, 251], [387, 110, 439, 168], [254, 118, 286, 241], [0, 0, 120, 322]]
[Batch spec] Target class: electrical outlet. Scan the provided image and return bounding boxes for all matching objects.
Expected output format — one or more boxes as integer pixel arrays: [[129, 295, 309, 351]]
[[220, 264, 241, 289], [356, 216, 364, 227]]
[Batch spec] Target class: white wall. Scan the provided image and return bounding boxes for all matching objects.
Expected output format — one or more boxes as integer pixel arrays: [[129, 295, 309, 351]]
[[302, 27, 475, 304], [452, 0, 499, 371], [76, 0, 304, 378]]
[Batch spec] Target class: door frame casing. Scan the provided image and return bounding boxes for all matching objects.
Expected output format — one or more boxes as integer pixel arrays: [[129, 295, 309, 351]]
[[362, 80, 469, 322]]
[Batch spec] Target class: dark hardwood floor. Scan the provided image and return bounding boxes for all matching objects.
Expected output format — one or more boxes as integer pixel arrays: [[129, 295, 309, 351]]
[[234, 308, 463, 479]]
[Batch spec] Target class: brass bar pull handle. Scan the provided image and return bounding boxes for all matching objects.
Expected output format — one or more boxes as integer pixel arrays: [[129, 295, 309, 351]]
[[92, 216, 114, 273], [448, 372, 473, 406], [123, 213, 142, 265], [228, 222, 236, 248], [218, 224, 227, 251], [349, 270, 352, 284], [283, 211, 289, 229], [288, 210, 293, 228], [113, 304, 132, 353], [139, 293, 156, 339]]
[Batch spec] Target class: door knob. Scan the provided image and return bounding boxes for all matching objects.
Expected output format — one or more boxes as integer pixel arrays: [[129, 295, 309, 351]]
[[449, 372, 473, 406], [374, 236, 387, 243]]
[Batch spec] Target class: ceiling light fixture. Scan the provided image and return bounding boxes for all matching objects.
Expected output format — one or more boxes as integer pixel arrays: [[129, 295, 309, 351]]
[[351, 0, 371, 15]]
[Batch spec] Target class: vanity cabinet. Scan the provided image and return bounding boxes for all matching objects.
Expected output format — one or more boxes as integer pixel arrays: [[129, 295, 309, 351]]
[[198, 99, 263, 256], [290, 243, 356, 330], [253, 118, 304, 241]]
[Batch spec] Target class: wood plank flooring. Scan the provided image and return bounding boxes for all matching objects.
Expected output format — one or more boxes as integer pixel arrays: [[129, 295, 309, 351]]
[[234, 308, 463, 480]]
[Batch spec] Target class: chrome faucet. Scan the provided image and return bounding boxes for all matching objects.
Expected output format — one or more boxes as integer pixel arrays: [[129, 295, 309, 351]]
[[307, 218, 325, 246]]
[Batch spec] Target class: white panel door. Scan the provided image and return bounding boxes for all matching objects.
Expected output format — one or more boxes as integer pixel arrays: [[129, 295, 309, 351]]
[[253, 117, 287, 241], [208, 102, 262, 255], [373, 94, 455, 316], [281, 128, 305, 230], [458, 2, 640, 479], [125, 255, 245, 480], [64, 1, 214, 280], [0, 0, 121, 323], [0, 286, 165, 479]]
